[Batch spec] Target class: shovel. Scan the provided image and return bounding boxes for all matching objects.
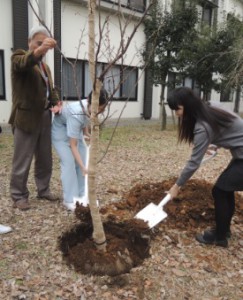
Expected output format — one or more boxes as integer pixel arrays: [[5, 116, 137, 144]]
[[74, 145, 99, 207], [73, 145, 90, 207], [135, 193, 171, 229], [135, 149, 217, 229]]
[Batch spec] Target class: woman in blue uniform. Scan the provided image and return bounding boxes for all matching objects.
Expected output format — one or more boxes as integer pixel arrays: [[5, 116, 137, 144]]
[[52, 89, 108, 211]]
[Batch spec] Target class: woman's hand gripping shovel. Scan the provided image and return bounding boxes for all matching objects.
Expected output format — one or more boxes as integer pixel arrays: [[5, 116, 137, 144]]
[[135, 147, 217, 229]]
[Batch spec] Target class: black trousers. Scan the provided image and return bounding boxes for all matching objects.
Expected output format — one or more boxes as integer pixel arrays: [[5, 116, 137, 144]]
[[212, 159, 243, 240], [212, 186, 235, 239]]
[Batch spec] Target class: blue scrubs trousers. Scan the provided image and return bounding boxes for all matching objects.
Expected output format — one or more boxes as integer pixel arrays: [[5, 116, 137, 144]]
[[52, 116, 87, 203]]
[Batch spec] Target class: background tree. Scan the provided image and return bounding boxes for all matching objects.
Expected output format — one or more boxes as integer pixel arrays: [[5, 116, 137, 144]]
[[143, 0, 198, 129], [183, 14, 243, 102], [144, 0, 243, 125], [213, 14, 243, 112], [183, 12, 243, 109]]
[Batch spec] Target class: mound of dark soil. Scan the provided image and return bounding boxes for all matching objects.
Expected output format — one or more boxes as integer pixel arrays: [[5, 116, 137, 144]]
[[59, 178, 243, 276]]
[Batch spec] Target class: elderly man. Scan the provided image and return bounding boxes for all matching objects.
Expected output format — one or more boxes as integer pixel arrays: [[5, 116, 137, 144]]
[[9, 25, 61, 210]]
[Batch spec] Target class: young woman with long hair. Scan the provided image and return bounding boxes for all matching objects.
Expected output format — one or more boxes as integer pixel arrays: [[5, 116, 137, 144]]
[[167, 87, 243, 247]]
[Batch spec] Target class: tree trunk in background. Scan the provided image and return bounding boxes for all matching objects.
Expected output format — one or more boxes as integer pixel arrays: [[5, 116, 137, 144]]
[[234, 85, 241, 113], [160, 83, 167, 130], [88, 0, 107, 251]]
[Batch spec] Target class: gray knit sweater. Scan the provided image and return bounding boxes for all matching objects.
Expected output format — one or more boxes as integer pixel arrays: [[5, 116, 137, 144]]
[[176, 115, 243, 187]]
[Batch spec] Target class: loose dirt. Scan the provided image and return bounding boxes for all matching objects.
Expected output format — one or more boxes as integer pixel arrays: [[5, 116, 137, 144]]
[[59, 178, 243, 276]]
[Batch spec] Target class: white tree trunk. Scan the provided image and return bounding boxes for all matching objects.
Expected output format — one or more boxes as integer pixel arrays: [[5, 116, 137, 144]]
[[88, 0, 107, 251]]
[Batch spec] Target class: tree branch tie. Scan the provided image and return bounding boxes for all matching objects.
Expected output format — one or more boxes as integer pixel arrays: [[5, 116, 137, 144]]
[[93, 239, 107, 246]]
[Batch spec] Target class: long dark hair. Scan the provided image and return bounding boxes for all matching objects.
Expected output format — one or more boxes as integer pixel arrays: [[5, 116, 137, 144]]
[[87, 88, 109, 106], [167, 87, 236, 143]]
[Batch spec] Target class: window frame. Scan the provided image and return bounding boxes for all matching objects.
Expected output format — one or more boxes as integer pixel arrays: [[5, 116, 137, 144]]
[[0, 50, 6, 100], [62, 58, 138, 102], [202, 6, 213, 27], [199, 0, 218, 28], [62, 59, 84, 100], [220, 87, 234, 102], [167, 72, 202, 98], [102, 0, 146, 13]]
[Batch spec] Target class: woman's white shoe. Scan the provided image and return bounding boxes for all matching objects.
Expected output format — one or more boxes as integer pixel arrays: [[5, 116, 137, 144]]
[[63, 202, 75, 211], [73, 196, 88, 207], [0, 224, 12, 234]]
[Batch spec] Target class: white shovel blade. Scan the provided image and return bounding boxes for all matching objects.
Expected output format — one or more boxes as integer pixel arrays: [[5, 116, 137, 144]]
[[74, 196, 99, 207], [135, 203, 168, 228]]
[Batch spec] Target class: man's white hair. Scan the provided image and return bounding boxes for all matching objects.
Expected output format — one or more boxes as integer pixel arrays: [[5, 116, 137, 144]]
[[28, 25, 50, 40]]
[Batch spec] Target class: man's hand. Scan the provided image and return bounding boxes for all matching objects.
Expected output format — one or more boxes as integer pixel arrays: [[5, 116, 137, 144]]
[[50, 101, 62, 114], [34, 37, 57, 57]]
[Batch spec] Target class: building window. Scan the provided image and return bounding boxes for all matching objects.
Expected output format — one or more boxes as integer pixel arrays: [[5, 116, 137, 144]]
[[183, 76, 201, 96], [0, 50, 6, 100], [103, 0, 146, 13], [62, 59, 83, 100], [202, 6, 212, 26], [167, 73, 201, 98], [62, 58, 138, 101], [129, 0, 145, 12], [192, 81, 201, 96], [220, 87, 234, 102], [122, 67, 137, 99], [199, 0, 218, 28], [184, 77, 193, 88], [167, 72, 177, 96], [103, 65, 121, 98], [103, 65, 138, 100]]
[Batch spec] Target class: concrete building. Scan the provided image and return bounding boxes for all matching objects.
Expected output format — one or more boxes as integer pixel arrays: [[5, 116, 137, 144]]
[[0, 0, 243, 125]]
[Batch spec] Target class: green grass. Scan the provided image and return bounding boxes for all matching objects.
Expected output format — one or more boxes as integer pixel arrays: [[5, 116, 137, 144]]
[[15, 278, 24, 285], [100, 127, 137, 147], [15, 242, 28, 250], [0, 259, 8, 268], [99, 123, 177, 152]]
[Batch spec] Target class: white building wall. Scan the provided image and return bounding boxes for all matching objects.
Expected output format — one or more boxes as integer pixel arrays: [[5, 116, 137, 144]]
[[0, 0, 56, 125], [1, 0, 243, 124], [61, 1, 146, 119], [28, 0, 55, 75], [210, 0, 243, 112], [224, 0, 243, 20], [0, 0, 13, 123], [42, 0, 55, 75]]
